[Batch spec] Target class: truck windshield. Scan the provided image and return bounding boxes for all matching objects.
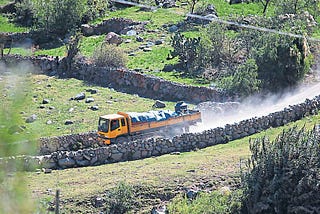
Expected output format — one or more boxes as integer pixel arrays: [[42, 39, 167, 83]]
[[98, 118, 109, 132]]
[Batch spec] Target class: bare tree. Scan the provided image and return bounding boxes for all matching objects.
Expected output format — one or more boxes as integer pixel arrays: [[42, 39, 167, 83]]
[[187, 0, 200, 14], [65, 33, 82, 73], [258, 0, 272, 15]]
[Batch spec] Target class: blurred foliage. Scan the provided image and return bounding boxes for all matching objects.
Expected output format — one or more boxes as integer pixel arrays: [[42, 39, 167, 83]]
[[241, 126, 320, 213], [0, 62, 38, 213]]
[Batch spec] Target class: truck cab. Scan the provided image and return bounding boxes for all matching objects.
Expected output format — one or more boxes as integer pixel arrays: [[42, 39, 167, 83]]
[[98, 114, 128, 144]]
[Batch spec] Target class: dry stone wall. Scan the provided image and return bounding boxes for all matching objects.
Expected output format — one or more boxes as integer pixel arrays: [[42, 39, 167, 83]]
[[2, 55, 229, 103], [39, 132, 99, 155], [4, 94, 317, 170], [81, 18, 147, 36]]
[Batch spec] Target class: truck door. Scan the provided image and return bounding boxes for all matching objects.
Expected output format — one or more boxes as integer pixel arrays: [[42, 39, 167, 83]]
[[110, 118, 128, 138], [110, 119, 121, 138]]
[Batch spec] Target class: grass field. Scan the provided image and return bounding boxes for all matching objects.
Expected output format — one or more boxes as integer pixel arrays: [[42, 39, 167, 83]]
[[1, 73, 178, 139]]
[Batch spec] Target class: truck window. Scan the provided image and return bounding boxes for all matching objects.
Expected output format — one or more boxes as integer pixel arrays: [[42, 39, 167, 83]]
[[121, 118, 125, 126], [111, 119, 120, 131], [98, 118, 109, 132]]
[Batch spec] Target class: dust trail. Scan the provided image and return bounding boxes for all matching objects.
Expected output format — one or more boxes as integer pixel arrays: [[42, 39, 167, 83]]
[[191, 79, 320, 132]]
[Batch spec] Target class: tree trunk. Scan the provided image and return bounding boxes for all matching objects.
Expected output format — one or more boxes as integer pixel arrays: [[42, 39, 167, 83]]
[[262, 0, 270, 15]]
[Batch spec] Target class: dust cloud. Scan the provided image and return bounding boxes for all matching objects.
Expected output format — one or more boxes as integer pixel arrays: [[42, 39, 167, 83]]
[[191, 73, 320, 133]]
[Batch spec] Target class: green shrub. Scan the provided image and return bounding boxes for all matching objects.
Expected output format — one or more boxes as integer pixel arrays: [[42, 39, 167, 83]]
[[83, 0, 108, 23], [14, 0, 34, 27], [236, 15, 313, 92], [32, 0, 86, 36], [169, 33, 202, 77], [168, 190, 242, 214], [217, 59, 260, 97], [92, 43, 128, 68], [274, 0, 320, 16], [200, 22, 233, 66], [105, 181, 134, 214], [241, 126, 320, 213]]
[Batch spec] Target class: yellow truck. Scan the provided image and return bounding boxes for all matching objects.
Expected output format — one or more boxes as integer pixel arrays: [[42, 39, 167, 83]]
[[97, 102, 201, 144]]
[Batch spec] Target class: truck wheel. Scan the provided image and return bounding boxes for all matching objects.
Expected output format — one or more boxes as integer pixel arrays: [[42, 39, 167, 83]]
[[116, 136, 128, 144]]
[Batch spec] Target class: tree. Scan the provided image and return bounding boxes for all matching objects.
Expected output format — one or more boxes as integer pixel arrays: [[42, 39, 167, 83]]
[[14, 0, 34, 27], [257, 0, 272, 14], [201, 22, 237, 66], [65, 33, 82, 73], [187, 0, 200, 14], [82, 0, 108, 23], [32, 0, 87, 36], [236, 15, 313, 92]]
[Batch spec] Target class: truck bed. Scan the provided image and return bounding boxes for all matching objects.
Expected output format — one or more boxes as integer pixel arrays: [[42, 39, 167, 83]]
[[129, 111, 201, 133]]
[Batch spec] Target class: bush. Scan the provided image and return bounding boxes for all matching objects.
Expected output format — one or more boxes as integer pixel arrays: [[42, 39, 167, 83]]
[[32, 0, 86, 36], [14, 0, 34, 27], [217, 59, 260, 97], [105, 182, 134, 214], [92, 43, 127, 68], [82, 0, 108, 23], [241, 126, 320, 213], [169, 33, 203, 77], [274, 0, 320, 16], [168, 190, 242, 213], [236, 15, 313, 92]]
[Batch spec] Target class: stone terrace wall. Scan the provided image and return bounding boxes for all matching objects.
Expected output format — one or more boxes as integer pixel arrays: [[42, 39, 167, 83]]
[[81, 18, 147, 36], [39, 132, 99, 155], [2, 55, 229, 103], [70, 64, 227, 103], [6, 95, 319, 170]]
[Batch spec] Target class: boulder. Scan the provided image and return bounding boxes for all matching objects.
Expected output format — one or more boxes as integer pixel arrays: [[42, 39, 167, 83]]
[[111, 152, 123, 161], [81, 24, 94, 36], [64, 120, 74, 125], [26, 114, 37, 123], [186, 188, 198, 200], [168, 25, 178, 32], [86, 88, 98, 94], [151, 205, 167, 214], [155, 40, 163, 45], [126, 30, 137, 36], [42, 99, 50, 104], [73, 92, 85, 100], [85, 97, 95, 103], [105, 32, 123, 46], [90, 106, 99, 111], [136, 36, 144, 42], [153, 100, 166, 108]]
